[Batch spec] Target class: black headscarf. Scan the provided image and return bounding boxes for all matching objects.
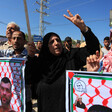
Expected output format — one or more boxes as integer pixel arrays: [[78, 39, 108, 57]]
[[38, 32, 67, 84]]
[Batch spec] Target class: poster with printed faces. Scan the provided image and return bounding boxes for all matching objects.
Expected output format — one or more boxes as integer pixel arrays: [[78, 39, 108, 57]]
[[66, 70, 112, 112], [0, 58, 25, 112]]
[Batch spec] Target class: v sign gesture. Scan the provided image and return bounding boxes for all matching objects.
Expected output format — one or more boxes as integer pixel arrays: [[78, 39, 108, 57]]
[[63, 10, 88, 32]]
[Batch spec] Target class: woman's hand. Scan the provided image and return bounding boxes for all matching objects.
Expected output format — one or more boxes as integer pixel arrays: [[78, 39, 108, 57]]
[[63, 10, 88, 32]]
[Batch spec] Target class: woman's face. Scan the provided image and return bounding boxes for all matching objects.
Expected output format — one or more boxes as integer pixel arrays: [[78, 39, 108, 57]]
[[48, 35, 62, 56]]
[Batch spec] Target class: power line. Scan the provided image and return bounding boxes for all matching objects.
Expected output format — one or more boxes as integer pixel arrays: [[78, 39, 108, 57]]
[[85, 18, 109, 23], [46, 18, 109, 27], [29, 18, 109, 32], [50, 0, 95, 15], [49, 0, 71, 7], [0, 21, 7, 25]]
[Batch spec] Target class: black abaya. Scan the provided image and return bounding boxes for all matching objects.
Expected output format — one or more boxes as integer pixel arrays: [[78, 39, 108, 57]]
[[26, 27, 100, 112]]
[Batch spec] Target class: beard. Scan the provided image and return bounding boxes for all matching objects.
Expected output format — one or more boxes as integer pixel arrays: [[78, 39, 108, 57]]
[[13, 46, 24, 52]]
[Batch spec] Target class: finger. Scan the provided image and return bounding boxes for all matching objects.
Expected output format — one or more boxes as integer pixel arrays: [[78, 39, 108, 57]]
[[67, 10, 73, 17], [63, 14, 71, 21], [89, 55, 94, 62], [91, 63, 98, 71], [86, 57, 90, 63], [75, 14, 81, 20], [87, 56, 92, 63], [89, 55, 97, 63], [92, 54, 98, 62], [96, 50, 100, 58]]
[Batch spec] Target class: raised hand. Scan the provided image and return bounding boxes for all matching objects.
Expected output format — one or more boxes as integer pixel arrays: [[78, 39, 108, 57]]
[[27, 42, 36, 57], [87, 51, 100, 72], [63, 10, 88, 32]]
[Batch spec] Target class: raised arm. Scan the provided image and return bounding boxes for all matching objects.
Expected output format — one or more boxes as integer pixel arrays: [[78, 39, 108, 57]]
[[25, 42, 41, 84], [64, 10, 100, 54]]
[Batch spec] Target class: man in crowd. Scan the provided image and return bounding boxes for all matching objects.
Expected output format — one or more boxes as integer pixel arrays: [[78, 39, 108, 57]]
[[0, 30, 32, 112], [101, 36, 110, 56], [35, 40, 43, 57], [2, 22, 20, 49], [10, 31, 32, 112], [0, 22, 20, 56], [0, 77, 15, 112], [76, 40, 80, 48], [7, 31, 27, 58], [64, 36, 72, 51]]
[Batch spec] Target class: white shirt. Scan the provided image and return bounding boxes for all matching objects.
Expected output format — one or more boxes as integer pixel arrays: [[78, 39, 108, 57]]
[[101, 47, 110, 56]]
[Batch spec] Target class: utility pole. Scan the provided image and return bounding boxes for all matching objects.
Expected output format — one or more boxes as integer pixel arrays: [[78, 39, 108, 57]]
[[81, 32, 83, 42], [110, 9, 112, 27], [34, 0, 50, 37]]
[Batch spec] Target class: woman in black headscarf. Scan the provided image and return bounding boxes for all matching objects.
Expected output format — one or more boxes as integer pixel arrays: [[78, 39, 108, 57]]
[[26, 10, 100, 112]]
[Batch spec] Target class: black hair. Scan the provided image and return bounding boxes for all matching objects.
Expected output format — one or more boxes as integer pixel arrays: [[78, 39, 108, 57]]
[[104, 36, 110, 41], [12, 31, 26, 40], [21, 31, 26, 40], [88, 105, 112, 112], [65, 36, 72, 42], [1, 77, 12, 90], [1, 77, 11, 86]]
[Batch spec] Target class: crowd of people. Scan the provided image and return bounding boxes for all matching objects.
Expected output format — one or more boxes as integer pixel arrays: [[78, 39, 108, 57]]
[[0, 9, 112, 112], [0, 22, 32, 111]]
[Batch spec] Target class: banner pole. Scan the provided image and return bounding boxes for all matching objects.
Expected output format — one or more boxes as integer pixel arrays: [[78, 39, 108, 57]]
[[23, 0, 32, 42]]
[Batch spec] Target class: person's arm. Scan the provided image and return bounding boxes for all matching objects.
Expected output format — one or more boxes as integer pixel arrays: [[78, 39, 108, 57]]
[[82, 27, 100, 54], [77, 28, 100, 68], [64, 10, 100, 69], [25, 55, 39, 84], [25, 42, 41, 84], [64, 10, 100, 54]]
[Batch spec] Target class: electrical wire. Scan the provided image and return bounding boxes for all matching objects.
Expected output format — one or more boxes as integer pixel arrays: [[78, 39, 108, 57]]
[[50, 0, 95, 14]]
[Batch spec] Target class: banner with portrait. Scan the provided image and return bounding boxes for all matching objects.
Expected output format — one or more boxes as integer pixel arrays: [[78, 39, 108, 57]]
[[66, 70, 112, 112], [0, 58, 26, 112]]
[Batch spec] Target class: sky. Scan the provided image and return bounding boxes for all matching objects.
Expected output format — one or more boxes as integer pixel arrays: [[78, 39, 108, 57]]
[[0, 0, 112, 45]]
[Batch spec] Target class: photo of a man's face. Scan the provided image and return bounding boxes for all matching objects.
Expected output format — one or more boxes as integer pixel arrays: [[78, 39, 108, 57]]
[[0, 77, 12, 106]]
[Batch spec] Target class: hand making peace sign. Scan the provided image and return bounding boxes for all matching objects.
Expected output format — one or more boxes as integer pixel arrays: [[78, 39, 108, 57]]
[[64, 10, 88, 32]]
